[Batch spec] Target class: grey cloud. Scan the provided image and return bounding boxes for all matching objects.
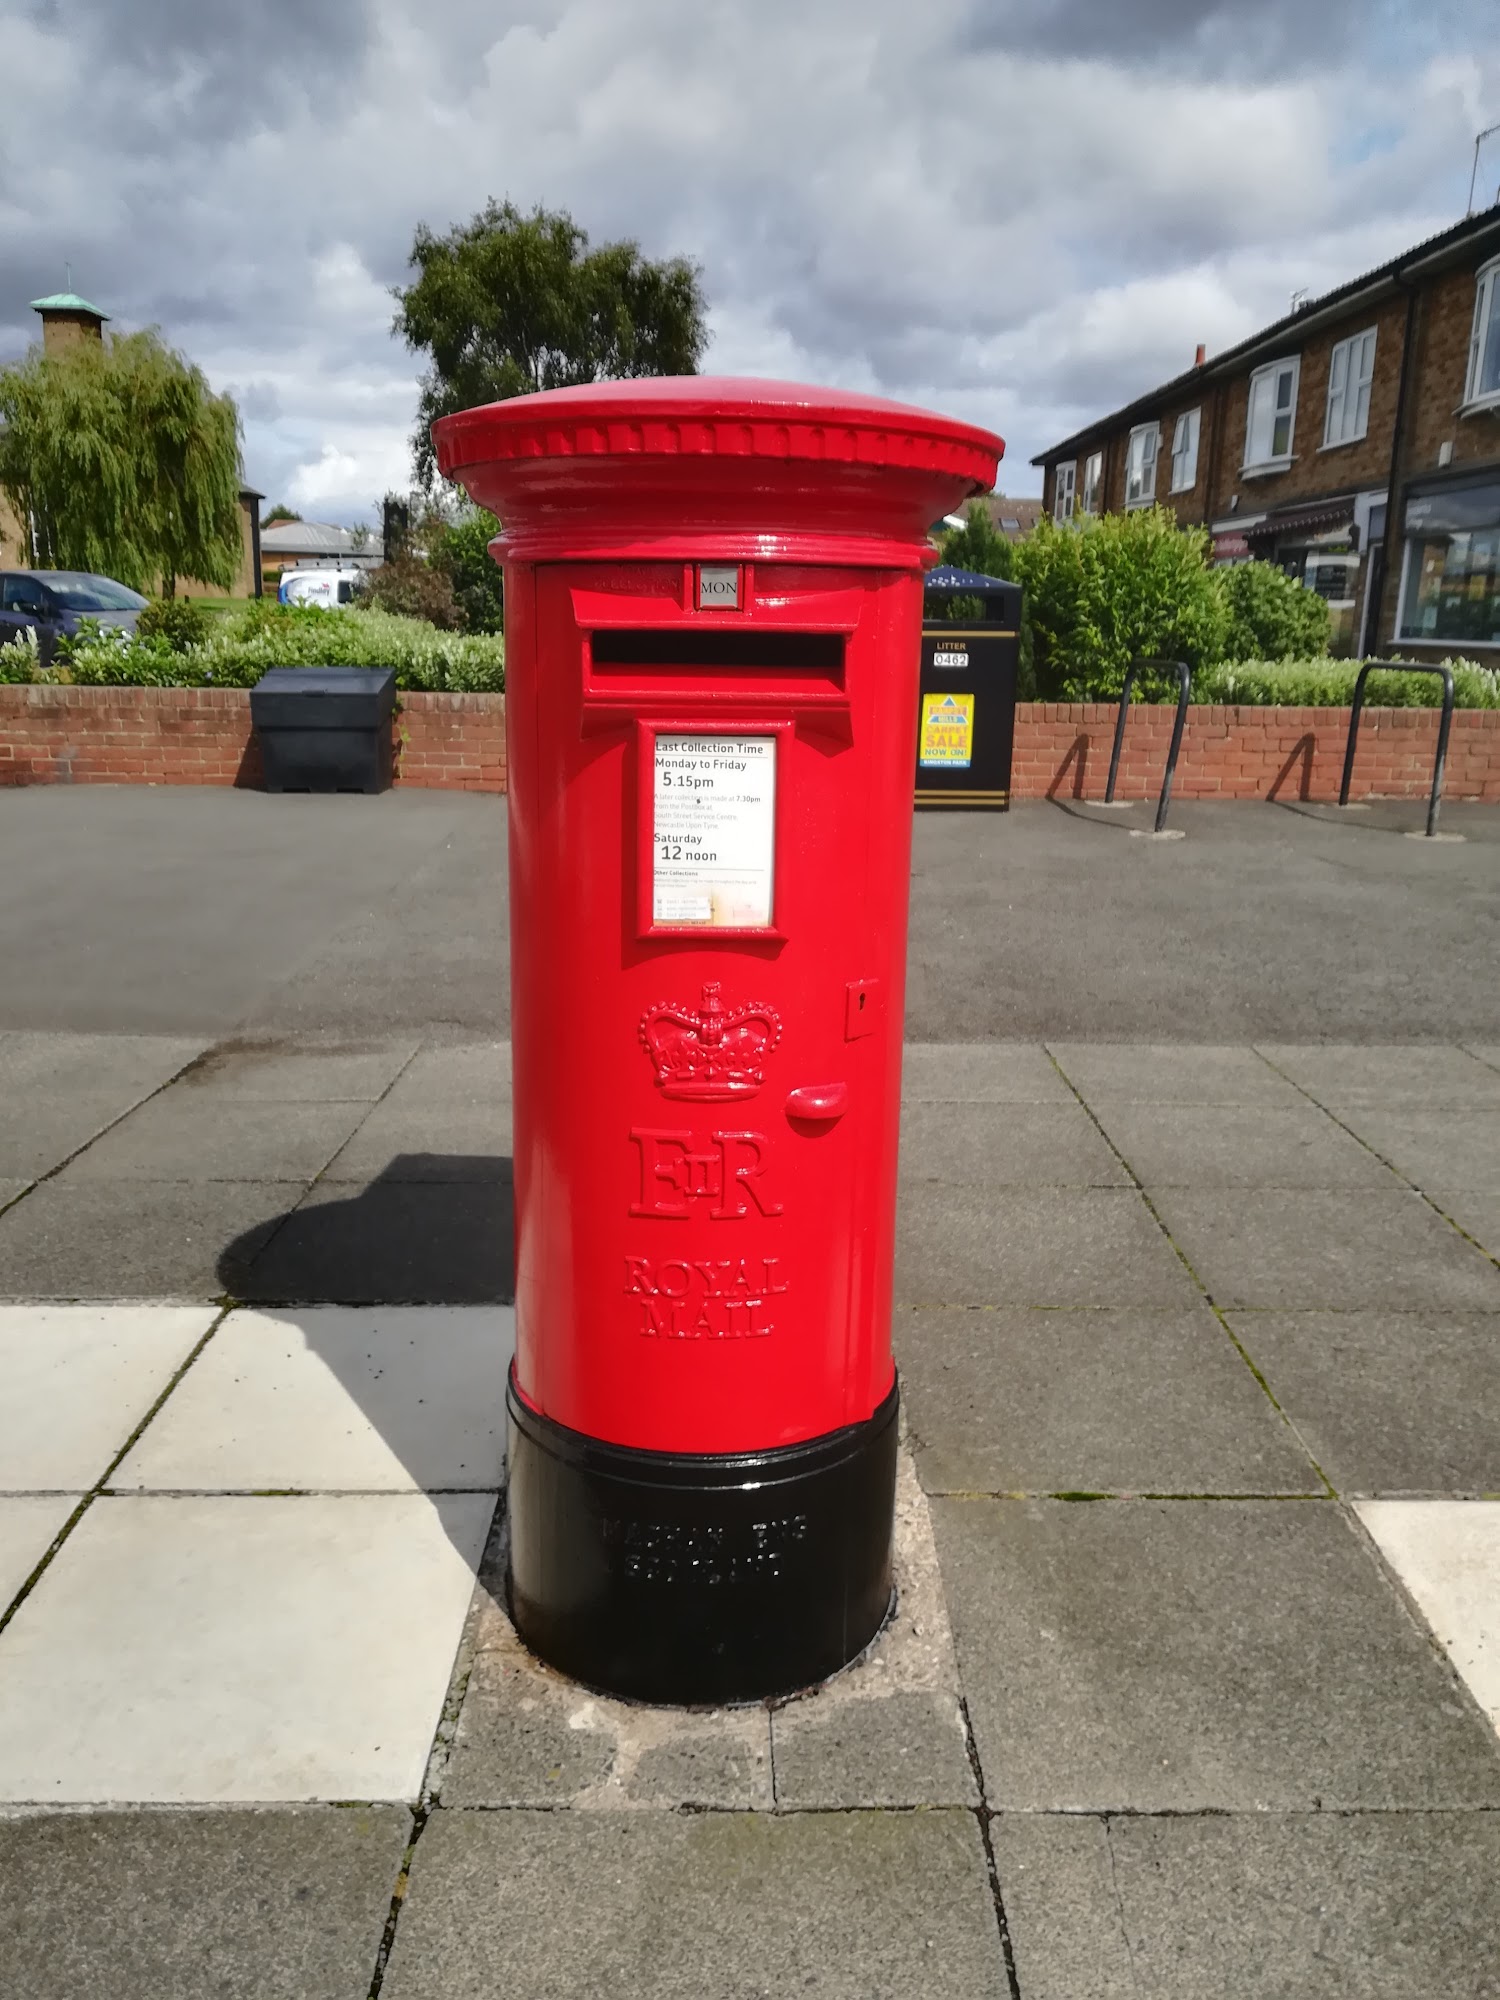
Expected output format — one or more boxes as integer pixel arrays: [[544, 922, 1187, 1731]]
[[1, 0, 1494, 515], [961, 0, 1464, 75]]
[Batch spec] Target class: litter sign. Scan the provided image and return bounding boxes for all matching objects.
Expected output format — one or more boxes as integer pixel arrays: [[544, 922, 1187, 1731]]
[[919, 692, 974, 769]]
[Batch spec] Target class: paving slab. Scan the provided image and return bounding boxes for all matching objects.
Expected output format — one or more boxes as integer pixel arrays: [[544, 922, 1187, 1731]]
[[987, 1815, 1136, 2000], [1258, 1042, 1500, 1106], [1358, 1500, 1500, 1729], [0, 1179, 289, 1298], [895, 1183, 1198, 1307], [769, 1447, 976, 1808], [0, 1303, 218, 1488], [1434, 1187, 1500, 1258], [0, 1806, 410, 2000], [0, 1031, 208, 1098], [0, 1495, 77, 1609], [1328, 1105, 1500, 1189], [0, 1095, 156, 1179], [932, 1496, 1500, 1811], [900, 1042, 1075, 1103], [1049, 1044, 1302, 1105], [169, 1039, 421, 1100], [1151, 1185, 1500, 1310], [899, 1100, 1128, 1186], [113, 1306, 513, 1493], [0, 1492, 493, 1802], [1228, 1310, 1500, 1493], [896, 1306, 1316, 1495], [444, 1625, 773, 1808], [61, 1093, 370, 1183], [1089, 1099, 1398, 1189], [0, 1179, 30, 1212], [383, 1807, 1007, 2000], [235, 1178, 514, 1303], [321, 1057, 513, 1181], [994, 1811, 1500, 2000]]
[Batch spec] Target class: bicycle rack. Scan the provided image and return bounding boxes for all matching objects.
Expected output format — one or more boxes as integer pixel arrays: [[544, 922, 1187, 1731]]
[[1338, 660, 1455, 838], [1104, 658, 1192, 834]]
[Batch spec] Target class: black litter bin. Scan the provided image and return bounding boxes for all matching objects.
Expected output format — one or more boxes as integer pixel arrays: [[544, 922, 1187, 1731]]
[[250, 667, 396, 794], [916, 565, 1020, 809]]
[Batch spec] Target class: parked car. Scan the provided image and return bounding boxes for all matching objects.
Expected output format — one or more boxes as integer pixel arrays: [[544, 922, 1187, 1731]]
[[0, 570, 148, 645], [278, 566, 367, 609]]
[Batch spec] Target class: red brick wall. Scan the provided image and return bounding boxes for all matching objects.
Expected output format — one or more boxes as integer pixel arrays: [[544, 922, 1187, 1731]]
[[0, 686, 507, 793], [1011, 702, 1500, 803], [3, 685, 1495, 804]]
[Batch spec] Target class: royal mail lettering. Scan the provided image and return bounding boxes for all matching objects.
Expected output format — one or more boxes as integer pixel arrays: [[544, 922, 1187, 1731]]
[[624, 1253, 790, 1339]]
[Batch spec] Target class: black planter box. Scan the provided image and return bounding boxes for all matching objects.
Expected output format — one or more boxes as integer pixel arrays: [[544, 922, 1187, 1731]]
[[250, 667, 397, 794]]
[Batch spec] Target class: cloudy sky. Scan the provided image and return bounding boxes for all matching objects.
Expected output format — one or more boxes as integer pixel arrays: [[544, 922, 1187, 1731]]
[[2, 0, 1496, 522]]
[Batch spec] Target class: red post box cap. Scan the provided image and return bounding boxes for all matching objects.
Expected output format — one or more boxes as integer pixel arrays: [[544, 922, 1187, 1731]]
[[432, 376, 1004, 566]]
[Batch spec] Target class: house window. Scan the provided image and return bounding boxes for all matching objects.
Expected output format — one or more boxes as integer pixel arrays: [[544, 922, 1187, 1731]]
[[1324, 328, 1376, 446], [1124, 423, 1158, 507], [1397, 480, 1500, 646], [1081, 451, 1102, 514], [1053, 461, 1076, 522], [1466, 258, 1500, 407], [1169, 409, 1200, 492], [1245, 358, 1299, 469]]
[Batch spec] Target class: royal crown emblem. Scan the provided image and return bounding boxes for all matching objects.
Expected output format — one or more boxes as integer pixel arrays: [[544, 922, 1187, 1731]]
[[639, 982, 782, 1100]]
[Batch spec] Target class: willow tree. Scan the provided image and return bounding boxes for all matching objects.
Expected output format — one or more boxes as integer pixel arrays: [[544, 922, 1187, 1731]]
[[0, 328, 243, 594]]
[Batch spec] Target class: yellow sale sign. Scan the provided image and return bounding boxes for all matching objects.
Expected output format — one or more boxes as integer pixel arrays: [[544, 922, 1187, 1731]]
[[919, 692, 974, 769]]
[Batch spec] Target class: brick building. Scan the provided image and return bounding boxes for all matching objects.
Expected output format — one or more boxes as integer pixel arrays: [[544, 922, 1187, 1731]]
[[1034, 205, 1500, 660]]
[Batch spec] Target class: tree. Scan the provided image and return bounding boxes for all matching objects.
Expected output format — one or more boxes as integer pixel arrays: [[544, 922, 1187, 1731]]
[[261, 503, 300, 527], [429, 507, 504, 632], [937, 500, 1016, 582], [0, 328, 243, 595], [393, 199, 709, 485]]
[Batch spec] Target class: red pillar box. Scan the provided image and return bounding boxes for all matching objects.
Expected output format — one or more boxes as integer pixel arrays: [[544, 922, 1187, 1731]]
[[435, 380, 1002, 1703]]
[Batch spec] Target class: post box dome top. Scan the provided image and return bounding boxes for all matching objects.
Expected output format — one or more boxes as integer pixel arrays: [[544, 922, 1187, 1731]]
[[432, 376, 1004, 567]]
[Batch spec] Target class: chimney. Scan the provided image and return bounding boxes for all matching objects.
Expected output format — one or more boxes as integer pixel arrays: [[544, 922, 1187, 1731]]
[[1194, 343, 1206, 367]]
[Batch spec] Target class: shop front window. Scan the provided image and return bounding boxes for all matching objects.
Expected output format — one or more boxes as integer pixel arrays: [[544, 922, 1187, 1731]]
[[1399, 529, 1500, 646]]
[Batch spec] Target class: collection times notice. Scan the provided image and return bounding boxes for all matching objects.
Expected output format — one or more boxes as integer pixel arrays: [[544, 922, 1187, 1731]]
[[652, 735, 776, 927]]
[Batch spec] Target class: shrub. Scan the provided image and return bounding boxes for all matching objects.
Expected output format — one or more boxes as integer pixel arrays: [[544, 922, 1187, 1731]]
[[1195, 656, 1500, 708], [37, 604, 504, 692], [136, 596, 211, 652], [1011, 508, 1229, 700], [429, 508, 504, 633], [357, 555, 460, 629], [1214, 560, 1331, 662], [0, 630, 43, 681]]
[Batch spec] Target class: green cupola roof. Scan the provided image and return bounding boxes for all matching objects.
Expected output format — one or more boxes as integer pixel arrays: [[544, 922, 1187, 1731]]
[[30, 293, 109, 320]]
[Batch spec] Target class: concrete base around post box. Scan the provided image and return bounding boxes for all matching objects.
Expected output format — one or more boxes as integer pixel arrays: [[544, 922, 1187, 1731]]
[[504, 1370, 899, 1706]]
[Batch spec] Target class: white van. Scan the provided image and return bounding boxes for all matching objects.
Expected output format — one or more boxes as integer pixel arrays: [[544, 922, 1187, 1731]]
[[278, 567, 367, 610]]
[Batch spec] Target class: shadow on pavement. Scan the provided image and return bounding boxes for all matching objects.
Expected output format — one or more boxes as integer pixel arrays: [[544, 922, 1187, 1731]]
[[218, 1155, 516, 1304], [214, 1155, 517, 1572]]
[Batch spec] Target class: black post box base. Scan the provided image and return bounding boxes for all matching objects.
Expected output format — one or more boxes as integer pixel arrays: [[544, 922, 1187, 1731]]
[[505, 1369, 899, 1705]]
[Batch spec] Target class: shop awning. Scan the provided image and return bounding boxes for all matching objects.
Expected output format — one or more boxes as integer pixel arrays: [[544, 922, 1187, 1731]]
[[1244, 500, 1355, 542]]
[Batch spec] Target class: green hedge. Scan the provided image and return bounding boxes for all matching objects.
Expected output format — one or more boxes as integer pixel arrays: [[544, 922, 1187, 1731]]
[[1, 604, 504, 693], [1193, 657, 1500, 709]]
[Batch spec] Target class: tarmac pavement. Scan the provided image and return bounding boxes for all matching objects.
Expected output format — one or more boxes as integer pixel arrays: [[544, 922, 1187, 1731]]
[[2, 788, 1499, 1997]]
